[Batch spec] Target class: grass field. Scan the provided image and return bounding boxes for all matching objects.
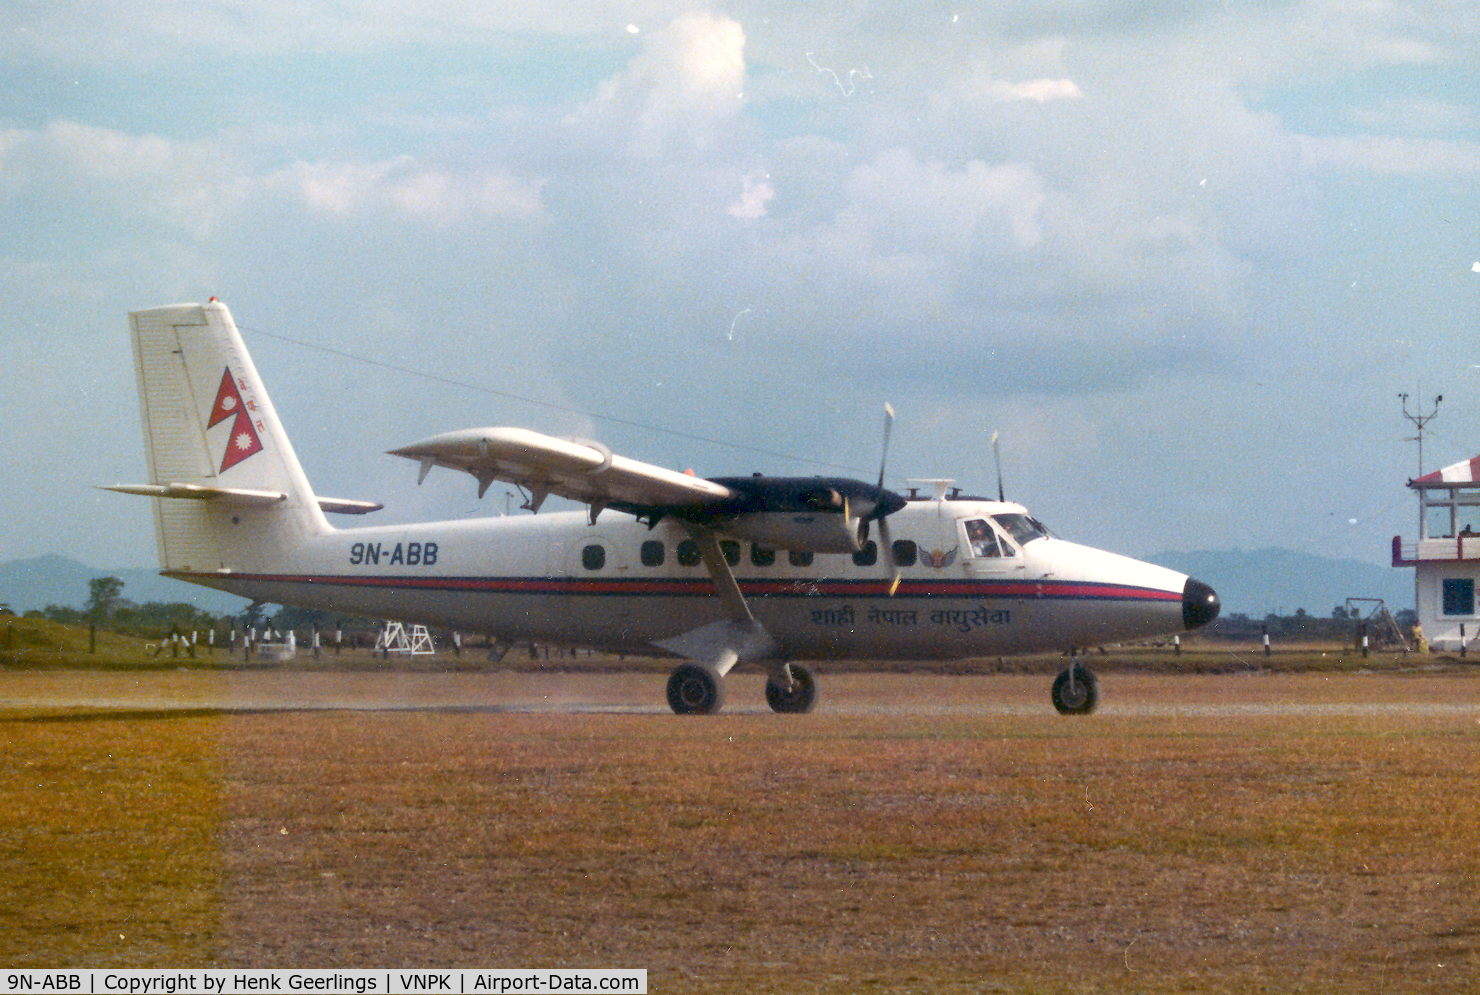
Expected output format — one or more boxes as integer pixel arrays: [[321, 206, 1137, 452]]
[[1, 667, 1479, 992], [0, 710, 221, 966]]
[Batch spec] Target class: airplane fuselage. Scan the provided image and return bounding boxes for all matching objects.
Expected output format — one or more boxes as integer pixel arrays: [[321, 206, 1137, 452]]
[[170, 496, 1193, 660]]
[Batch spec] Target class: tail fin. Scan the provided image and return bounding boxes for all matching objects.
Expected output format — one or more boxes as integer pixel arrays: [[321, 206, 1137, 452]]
[[125, 300, 331, 574]]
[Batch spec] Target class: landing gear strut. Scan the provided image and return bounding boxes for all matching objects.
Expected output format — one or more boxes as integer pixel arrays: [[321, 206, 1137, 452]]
[[667, 663, 725, 715], [765, 663, 817, 714], [1051, 663, 1099, 715]]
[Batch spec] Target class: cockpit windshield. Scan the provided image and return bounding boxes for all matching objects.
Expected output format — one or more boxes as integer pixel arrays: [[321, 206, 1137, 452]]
[[991, 513, 1050, 547]]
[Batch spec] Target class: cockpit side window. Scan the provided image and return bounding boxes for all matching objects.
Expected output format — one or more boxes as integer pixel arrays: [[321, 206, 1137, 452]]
[[992, 513, 1049, 547], [964, 519, 1001, 558]]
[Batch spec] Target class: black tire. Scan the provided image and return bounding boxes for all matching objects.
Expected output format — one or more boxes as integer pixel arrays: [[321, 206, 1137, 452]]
[[1051, 665, 1099, 715], [667, 664, 725, 715], [765, 664, 817, 714]]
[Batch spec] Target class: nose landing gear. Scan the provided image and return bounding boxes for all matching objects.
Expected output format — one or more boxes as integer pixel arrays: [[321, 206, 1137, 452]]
[[765, 663, 817, 713], [1051, 663, 1099, 715]]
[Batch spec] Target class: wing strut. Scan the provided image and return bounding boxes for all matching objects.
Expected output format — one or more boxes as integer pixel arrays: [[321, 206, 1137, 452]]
[[683, 523, 753, 624], [653, 523, 776, 677]]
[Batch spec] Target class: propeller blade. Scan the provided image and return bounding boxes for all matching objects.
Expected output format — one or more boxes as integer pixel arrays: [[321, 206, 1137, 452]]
[[992, 430, 1005, 502], [876, 403, 895, 492], [879, 516, 901, 596], [844, 494, 863, 553]]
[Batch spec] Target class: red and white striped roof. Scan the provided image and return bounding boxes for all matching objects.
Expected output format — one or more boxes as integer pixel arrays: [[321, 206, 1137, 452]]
[[1412, 455, 1480, 486]]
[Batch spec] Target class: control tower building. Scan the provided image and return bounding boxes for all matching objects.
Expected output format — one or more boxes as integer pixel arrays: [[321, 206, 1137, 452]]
[[1393, 455, 1480, 650]]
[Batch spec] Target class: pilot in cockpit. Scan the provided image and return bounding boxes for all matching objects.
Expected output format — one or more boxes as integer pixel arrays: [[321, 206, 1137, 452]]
[[965, 519, 999, 557]]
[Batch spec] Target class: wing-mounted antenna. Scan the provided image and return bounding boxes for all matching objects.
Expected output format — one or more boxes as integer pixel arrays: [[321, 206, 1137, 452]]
[[991, 431, 1005, 502]]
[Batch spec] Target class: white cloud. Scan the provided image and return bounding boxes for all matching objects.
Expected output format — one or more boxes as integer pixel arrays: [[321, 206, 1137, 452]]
[[0, 1, 706, 64], [726, 171, 774, 220], [756, 150, 1050, 331], [1295, 134, 1480, 176], [1348, 99, 1479, 134], [986, 78, 1083, 103], [0, 121, 248, 237], [571, 12, 748, 158], [841, 150, 1047, 254], [263, 157, 546, 224]]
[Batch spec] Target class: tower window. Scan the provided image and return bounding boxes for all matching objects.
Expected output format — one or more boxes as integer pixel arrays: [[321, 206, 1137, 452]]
[[1443, 578, 1474, 616]]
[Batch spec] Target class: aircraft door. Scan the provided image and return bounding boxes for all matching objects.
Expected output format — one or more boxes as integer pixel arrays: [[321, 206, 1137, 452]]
[[914, 503, 963, 572]]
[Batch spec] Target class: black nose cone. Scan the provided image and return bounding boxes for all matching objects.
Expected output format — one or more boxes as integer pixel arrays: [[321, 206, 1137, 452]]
[[1183, 577, 1220, 630]]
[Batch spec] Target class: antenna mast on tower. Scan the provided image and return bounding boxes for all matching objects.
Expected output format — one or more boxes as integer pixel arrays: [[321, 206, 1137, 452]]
[[1400, 391, 1442, 477]]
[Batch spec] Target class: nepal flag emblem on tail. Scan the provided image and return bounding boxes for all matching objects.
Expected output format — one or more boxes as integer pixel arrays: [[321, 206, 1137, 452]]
[[208, 367, 264, 471]]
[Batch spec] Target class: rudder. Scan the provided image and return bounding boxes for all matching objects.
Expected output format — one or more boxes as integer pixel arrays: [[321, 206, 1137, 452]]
[[127, 300, 330, 574]]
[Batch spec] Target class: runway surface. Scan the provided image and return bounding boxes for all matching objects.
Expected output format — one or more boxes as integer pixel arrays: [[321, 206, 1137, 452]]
[[5, 668, 1480, 718]]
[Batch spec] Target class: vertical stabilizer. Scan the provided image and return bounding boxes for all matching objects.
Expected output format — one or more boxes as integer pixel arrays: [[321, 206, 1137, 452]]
[[129, 301, 330, 574]]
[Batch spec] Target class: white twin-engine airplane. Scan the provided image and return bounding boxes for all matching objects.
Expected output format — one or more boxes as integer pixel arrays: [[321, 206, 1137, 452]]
[[109, 300, 1220, 715]]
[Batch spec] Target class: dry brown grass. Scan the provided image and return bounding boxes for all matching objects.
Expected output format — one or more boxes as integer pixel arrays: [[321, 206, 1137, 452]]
[[210, 704, 1480, 993], [3, 673, 1479, 993], [0, 712, 221, 965]]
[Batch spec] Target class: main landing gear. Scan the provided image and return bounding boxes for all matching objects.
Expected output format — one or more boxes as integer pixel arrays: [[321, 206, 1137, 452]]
[[667, 664, 725, 715], [1051, 663, 1099, 715], [665, 662, 817, 715]]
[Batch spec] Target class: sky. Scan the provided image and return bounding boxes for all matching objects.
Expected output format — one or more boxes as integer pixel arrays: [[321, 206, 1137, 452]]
[[4, 0, 1480, 574]]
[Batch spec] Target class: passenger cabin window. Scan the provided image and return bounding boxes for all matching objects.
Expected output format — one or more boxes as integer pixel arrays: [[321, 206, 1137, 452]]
[[853, 540, 877, 567], [789, 549, 814, 567], [892, 539, 917, 568], [677, 539, 701, 567], [751, 544, 776, 567], [1444, 578, 1475, 616], [640, 540, 664, 567], [582, 544, 605, 571], [720, 540, 740, 566]]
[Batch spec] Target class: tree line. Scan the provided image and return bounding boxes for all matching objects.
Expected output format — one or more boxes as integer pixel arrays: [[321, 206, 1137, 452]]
[[9, 576, 384, 640], [1209, 605, 1416, 640]]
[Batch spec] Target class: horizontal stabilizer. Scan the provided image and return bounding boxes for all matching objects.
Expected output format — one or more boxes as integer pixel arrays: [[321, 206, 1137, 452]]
[[104, 483, 287, 505], [389, 426, 735, 511], [104, 483, 381, 514], [315, 497, 384, 515]]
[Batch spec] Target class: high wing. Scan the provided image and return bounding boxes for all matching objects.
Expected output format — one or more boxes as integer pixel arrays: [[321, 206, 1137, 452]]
[[389, 425, 906, 553], [389, 427, 737, 518]]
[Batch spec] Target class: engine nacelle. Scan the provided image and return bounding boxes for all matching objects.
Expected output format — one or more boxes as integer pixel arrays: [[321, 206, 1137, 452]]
[[714, 511, 860, 554]]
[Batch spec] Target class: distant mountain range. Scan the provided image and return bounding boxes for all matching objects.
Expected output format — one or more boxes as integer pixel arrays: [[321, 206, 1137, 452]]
[[0, 555, 249, 614], [0, 548, 1413, 619], [1143, 548, 1412, 618]]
